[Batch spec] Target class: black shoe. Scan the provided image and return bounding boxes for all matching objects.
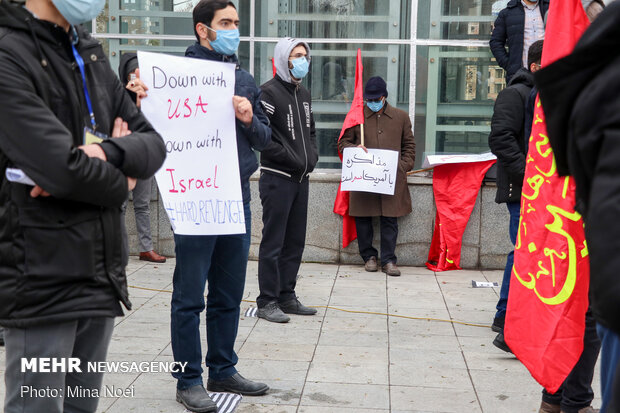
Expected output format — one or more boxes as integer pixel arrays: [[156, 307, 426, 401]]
[[176, 385, 217, 413], [257, 302, 290, 323], [279, 298, 317, 315], [207, 372, 269, 396], [491, 316, 505, 333], [493, 332, 513, 354]]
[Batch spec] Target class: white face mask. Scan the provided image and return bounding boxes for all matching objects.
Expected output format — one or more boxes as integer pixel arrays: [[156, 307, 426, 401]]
[[51, 0, 106, 26]]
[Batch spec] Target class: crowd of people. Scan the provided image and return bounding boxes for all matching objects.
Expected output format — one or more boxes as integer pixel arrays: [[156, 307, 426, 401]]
[[0, 0, 619, 412]]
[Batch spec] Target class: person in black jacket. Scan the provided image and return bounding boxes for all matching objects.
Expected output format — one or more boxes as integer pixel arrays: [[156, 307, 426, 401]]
[[256, 37, 319, 323], [170, 2, 272, 412], [0, 0, 166, 412], [488, 40, 543, 352], [535, 2, 620, 411], [490, 0, 548, 82]]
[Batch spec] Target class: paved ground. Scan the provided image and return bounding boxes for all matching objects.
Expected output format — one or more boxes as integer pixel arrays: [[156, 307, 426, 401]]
[[0, 258, 601, 412]]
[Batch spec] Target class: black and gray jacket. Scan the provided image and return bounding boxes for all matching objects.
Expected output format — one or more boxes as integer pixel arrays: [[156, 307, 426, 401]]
[[259, 38, 318, 182], [0, 1, 166, 327]]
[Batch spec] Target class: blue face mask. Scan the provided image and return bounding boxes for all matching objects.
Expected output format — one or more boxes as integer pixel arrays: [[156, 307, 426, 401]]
[[289, 57, 309, 79], [51, 0, 106, 26], [367, 99, 384, 113], [207, 27, 240, 56]]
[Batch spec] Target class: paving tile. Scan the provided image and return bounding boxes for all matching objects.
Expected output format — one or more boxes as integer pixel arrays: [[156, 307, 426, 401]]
[[237, 342, 316, 362], [300, 382, 390, 410], [307, 360, 389, 385], [318, 329, 388, 348], [390, 386, 482, 412], [237, 404, 298, 413]]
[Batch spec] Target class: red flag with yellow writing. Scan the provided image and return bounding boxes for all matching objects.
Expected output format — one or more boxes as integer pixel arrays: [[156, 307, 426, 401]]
[[506, 0, 590, 393], [334, 49, 364, 248]]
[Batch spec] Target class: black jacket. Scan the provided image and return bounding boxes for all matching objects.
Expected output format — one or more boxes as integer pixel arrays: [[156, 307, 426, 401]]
[[185, 43, 271, 203], [490, 0, 549, 82], [0, 2, 166, 327], [259, 75, 318, 182], [488, 68, 534, 204], [535, 1, 620, 334]]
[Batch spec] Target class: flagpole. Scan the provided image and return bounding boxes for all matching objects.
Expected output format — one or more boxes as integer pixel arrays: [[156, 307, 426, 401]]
[[360, 123, 365, 147]]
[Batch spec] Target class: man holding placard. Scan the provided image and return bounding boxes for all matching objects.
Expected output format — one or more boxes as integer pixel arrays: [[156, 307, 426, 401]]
[[256, 37, 319, 323], [169, 1, 271, 411], [338, 76, 415, 277]]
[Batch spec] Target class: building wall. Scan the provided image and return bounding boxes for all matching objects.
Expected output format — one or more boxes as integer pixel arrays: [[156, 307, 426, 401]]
[[125, 172, 512, 269]]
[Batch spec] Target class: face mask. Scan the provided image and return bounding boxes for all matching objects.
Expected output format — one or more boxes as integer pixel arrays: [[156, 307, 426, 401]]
[[51, 0, 106, 26], [367, 99, 384, 113], [290, 57, 309, 79], [207, 27, 240, 56]]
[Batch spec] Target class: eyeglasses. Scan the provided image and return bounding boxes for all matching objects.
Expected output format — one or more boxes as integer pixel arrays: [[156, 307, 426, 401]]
[[289, 53, 311, 63]]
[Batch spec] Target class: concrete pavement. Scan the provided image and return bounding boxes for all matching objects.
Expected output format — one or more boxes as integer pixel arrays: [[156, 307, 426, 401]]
[[0, 258, 601, 412]]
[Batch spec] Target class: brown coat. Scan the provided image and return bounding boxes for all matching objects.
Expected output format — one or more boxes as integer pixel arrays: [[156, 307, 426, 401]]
[[338, 103, 415, 217]]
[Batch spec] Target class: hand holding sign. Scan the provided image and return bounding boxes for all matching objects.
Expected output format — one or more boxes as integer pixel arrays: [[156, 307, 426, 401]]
[[233, 95, 253, 127]]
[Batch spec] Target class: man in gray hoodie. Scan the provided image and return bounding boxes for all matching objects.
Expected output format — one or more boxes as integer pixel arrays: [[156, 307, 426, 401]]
[[257, 38, 319, 323]]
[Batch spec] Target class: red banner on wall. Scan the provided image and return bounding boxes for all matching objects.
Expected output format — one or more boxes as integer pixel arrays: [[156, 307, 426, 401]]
[[506, 0, 590, 393]]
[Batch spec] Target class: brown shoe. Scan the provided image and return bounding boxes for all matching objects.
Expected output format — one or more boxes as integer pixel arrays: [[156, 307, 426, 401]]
[[539, 401, 561, 413], [139, 250, 166, 263], [561, 407, 598, 413], [382, 262, 401, 276], [364, 256, 378, 272]]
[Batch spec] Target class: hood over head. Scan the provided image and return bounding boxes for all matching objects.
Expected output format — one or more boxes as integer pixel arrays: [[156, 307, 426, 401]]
[[274, 37, 310, 84], [507, 67, 535, 88], [118, 52, 138, 102]]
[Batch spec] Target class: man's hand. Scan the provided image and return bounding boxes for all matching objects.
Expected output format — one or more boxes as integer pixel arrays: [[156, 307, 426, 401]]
[[78, 144, 107, 161], [127, 177, 137, 191], [357, 144, 368, 153], [126, 68, 148, 107], [112, 117, 131, 138], [30, 185, 50, 198], [233, 95, 253, 127]]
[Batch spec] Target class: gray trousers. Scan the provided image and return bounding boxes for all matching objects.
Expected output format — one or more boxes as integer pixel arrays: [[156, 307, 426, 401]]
[[121, 177, 154, 253], [3, 317, 115, 413]]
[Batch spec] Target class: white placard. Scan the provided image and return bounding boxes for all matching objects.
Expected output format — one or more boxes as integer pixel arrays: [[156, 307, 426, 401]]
[[422, 152, 497, 168], [138, 51, 244, 235], [340, 147, 399, 195]]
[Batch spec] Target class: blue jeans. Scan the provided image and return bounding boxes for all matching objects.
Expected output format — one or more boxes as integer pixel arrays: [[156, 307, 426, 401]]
[[495, 201, 520, 320], [597, 323, 620, 413], [170, 202, 251, 389]]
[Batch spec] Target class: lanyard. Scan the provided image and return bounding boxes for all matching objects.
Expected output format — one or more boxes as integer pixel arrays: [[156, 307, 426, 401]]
[[70, 43, 96, 131]]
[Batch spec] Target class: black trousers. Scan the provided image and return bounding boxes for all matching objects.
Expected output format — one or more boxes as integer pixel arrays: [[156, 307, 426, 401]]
[[257, 172, 309, 308], [354, 216, 398, 265], [542, 309, 601, 412]]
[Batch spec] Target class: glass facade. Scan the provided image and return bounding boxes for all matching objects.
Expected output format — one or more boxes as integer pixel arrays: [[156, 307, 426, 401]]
[[94, 0, 505, 168]]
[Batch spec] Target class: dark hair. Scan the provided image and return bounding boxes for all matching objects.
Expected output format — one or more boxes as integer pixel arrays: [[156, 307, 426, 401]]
[[527, 40, 544, 69], [192, 0, 236, 41]]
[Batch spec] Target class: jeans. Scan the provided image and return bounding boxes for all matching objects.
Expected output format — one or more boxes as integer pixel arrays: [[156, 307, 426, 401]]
[[170, 202, 251, 389], [257, 173, 309, 307], [542, 310, 601, 412], [495, 201, 520, 320], [355, 216, 398, 265], [597, 323, 620, 413], [4, 318, 115, 413]]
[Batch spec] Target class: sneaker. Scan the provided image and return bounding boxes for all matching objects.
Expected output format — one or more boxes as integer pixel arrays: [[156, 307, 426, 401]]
[[492, 316, 505, 333], [279, 298, 317, 315], [364, 256, 378, 272], [257, 302, 290, 323], [539, 401, 561, 413], [492, 332, 513, 354], [382, 262, 401, 276], [207, 372, 269, 396], [176, 385, 217, 413]]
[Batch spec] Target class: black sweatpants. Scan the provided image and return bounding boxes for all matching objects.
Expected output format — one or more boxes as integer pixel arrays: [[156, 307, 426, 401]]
[[257, 172, 309, 308]]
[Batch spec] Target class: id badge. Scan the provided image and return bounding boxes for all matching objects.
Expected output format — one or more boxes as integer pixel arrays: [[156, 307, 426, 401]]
[[83, 127, 109, 145]]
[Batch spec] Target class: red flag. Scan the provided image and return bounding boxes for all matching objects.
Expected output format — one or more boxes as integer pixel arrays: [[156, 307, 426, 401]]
[[426, 160, 496, 271], [506, 0, 590, 393], [333, 49, 364, 248]]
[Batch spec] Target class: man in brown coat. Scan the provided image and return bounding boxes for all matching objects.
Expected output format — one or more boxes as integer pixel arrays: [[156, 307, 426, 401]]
[[338, 76, 416, 276]]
